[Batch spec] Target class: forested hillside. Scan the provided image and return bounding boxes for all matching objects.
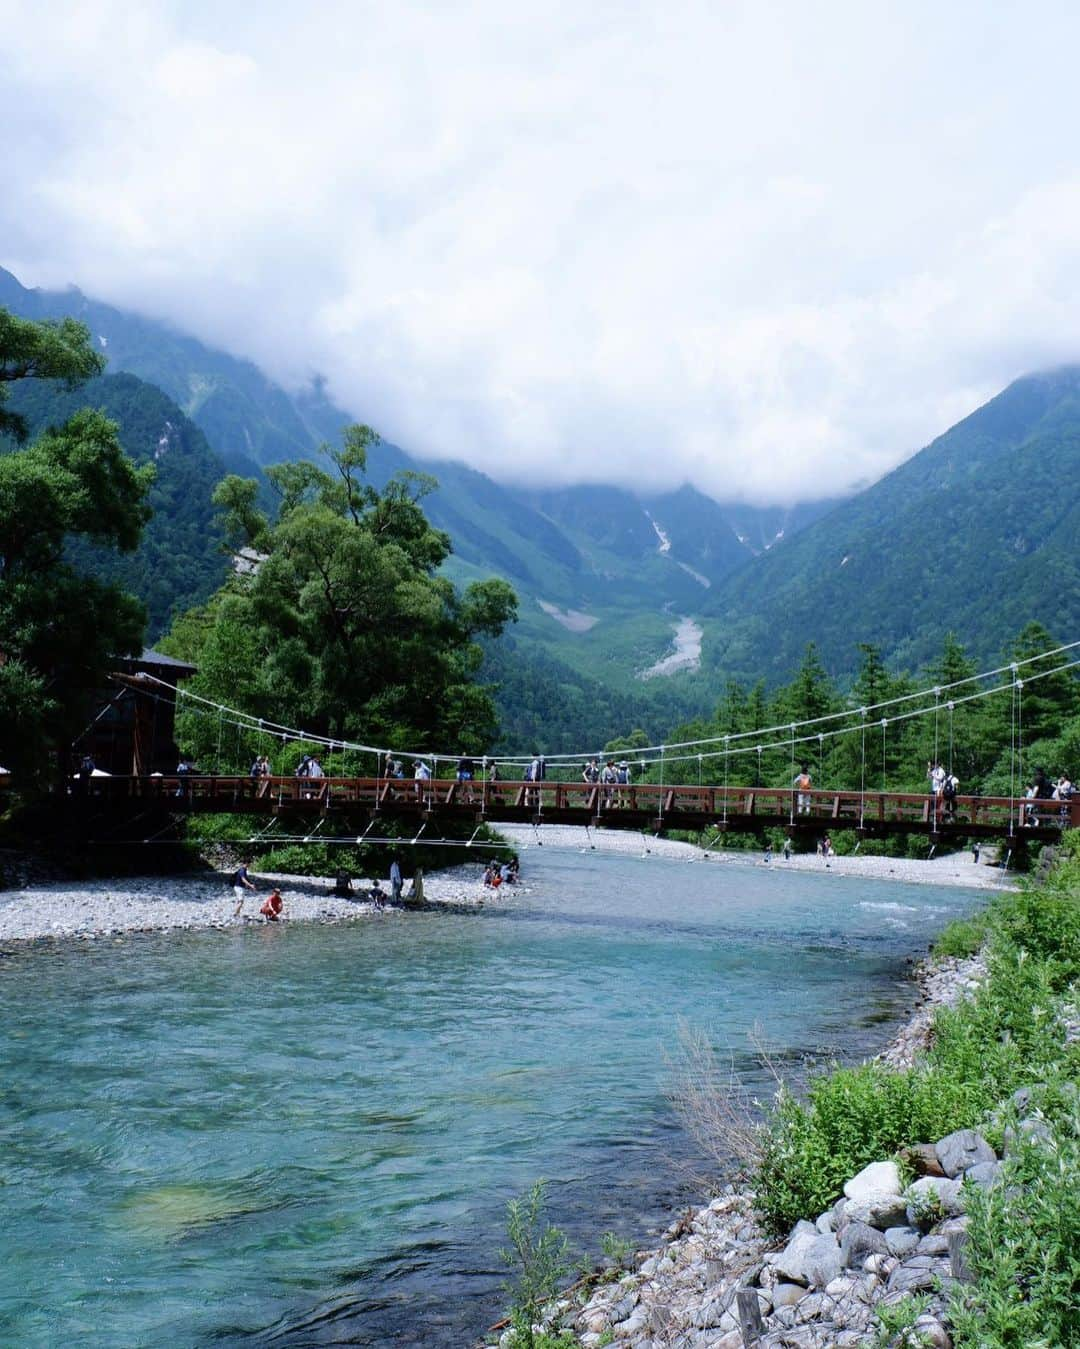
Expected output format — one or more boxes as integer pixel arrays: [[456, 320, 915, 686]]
[[0, 267, 830, 697], [4, 372, 231, 637], [8, 264, 1077, 749], [703, 368, 1080, 682]]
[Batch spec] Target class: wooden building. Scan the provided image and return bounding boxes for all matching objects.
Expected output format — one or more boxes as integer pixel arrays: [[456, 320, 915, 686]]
[[82, 649, 197, 776]]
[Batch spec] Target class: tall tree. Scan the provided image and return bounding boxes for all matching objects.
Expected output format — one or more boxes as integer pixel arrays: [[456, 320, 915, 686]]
[[0, 310, 153, 780], [0, 310, 105, 442], [165, 428, 518, 765]]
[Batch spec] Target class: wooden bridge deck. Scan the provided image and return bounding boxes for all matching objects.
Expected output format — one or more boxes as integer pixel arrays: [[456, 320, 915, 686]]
[[73, 776, 1078, 843]]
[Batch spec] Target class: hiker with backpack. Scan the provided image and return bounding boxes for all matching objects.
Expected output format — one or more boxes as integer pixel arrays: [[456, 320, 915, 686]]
[[793, 763, 812, 816], [942, 770, 960, 823]]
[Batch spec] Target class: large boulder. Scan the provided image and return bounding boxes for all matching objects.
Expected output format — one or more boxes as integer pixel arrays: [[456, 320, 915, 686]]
[[906, 1176, 964, 1226], [935, 1129, 995, 1177], [900, 1142, 947, 1177], [773, 1221, 842, 1288], [964, 1160, 1003, 1189], [884, 1226, 921, 1258], [839, 1220, 888, 1269], [843, 1160, 901, 1201], [842, 1192, 910, 1230]]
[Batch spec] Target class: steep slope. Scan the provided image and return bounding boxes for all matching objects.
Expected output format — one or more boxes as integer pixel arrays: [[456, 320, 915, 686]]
[[0, 265, 831, 697], [5, 372, 232, 637], [0, 267, 326, 472], [704, 368, 1080, 681]]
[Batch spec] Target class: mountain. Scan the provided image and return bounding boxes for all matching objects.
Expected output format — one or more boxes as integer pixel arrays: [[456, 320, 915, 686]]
[[0, 267, 330, 474], [0, 265, 833, 702], [702, 367, 1080, 681], [4, 372, 233, 638]]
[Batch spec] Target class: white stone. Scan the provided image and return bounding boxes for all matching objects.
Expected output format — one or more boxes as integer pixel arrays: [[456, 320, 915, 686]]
[[825, 1274, 855, 1296], [843, 1160, 901, 1201], [613, 1306, 648, 1337], [711, 1332, 743, 1349], [842, 1191, 910, 1230]]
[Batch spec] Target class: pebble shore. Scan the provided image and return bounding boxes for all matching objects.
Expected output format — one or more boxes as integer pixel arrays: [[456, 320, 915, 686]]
[[498, 823, 1013, 892], [0, 866, 498, 945], [0, 822, 1009, 946]]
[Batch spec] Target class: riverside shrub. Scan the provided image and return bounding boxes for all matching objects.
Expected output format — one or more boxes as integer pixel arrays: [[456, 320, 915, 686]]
[[756, 1062, 984, 1232], [949, 1113, 1080, 1348], [755, 833, 1080, 1234]]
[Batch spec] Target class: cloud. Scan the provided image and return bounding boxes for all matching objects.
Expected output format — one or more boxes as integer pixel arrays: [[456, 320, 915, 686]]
[[3, 0, 1080, 504]]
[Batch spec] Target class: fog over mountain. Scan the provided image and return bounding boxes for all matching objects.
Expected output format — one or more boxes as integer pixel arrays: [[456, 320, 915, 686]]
[[5, 2, 1080, 504]]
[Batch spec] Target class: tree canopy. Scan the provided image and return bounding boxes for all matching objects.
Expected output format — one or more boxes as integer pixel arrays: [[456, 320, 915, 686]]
[[161, 427, 518, 767], [0, 309, 153, 781], [0, 310, 105, 443]]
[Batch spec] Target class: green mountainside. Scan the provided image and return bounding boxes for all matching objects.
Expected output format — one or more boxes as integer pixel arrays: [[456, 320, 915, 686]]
[[22, 269, 1074, 750], [4, 372, 232, 638], [0, 266, 838, 749], [703, 367, 1080, 682]]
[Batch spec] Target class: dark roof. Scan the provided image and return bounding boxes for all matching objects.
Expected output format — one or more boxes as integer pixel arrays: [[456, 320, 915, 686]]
[[120, 648, 198, 675]]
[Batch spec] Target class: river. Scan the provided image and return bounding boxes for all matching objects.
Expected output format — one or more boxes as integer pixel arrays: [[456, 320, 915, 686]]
[[0, 849, 974, 1346]]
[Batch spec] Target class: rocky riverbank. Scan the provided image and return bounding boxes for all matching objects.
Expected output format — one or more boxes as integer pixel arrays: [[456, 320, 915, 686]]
[[516, 955, 996, 1349], [0, 865, 501, 945], [497, 824, 1012, 892]]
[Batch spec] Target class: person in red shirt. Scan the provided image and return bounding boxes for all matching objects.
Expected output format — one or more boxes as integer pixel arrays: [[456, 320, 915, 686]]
[[260, 889, 284, 921]]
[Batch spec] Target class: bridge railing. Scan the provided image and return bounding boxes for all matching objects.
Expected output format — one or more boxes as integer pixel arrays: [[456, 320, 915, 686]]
[[68, 775, 1080, 835]]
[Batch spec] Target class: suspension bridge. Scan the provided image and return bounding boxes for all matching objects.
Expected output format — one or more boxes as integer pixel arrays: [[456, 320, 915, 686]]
[[73, 771, 1079, 844], [50, 637, 1080, 849]]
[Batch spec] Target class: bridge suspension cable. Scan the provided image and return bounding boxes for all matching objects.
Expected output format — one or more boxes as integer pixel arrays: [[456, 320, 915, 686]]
[[133, 641, 1080, 778]]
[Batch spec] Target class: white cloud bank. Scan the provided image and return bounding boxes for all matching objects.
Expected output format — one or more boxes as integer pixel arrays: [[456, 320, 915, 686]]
[[3, 0, 1080, 503]]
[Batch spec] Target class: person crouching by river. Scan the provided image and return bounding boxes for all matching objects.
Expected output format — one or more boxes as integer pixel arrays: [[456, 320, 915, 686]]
[[259, 889, 284, 922]]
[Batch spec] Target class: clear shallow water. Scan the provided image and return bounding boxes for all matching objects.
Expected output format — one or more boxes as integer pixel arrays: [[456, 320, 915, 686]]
[[0, 851, 973, 1346]]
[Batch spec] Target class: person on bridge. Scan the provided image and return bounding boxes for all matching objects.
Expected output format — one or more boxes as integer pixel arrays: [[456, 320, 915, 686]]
[[793, 764, 812, 816], [601, 760, 617, 808], [457, 755, 476, 803], [259, 889, 284, 921], [176, 755, 195, 800], [942, 771, 960, 823], [1025, 767, 1054, 826], [616, 761, 631, 806], [927, 761, 946, 822], [525, 752, 544, 807], [582, 759, 599, 785]]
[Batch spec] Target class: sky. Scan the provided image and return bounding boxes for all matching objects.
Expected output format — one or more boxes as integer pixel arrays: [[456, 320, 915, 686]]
[[4, 1, 1080, 504]]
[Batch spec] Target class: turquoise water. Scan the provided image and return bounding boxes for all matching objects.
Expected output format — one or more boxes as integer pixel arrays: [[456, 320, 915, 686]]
[[0, 851, 973, 1346]]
